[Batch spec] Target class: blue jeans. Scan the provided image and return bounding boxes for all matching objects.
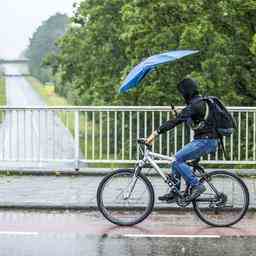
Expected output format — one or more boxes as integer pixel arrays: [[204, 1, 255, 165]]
[[171, 139, 218, 187]]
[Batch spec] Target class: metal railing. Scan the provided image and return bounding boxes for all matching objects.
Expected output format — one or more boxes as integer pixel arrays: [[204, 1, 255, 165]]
[[0, 106, 255, 170]]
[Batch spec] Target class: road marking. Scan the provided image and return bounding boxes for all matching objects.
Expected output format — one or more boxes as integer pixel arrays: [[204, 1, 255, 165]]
[[0, 231, 39, 236], [124, 234, 221, 238]]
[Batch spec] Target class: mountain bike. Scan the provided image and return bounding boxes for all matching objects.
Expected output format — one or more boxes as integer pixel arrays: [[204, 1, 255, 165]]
[[97, 139, 249, 227]]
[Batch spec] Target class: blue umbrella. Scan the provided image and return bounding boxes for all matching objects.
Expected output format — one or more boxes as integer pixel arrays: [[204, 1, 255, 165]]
[[119, 50, 199, 93]]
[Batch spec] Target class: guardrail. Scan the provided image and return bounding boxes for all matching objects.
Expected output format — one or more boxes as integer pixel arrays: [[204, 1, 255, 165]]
[[0, 106, 255, 170]]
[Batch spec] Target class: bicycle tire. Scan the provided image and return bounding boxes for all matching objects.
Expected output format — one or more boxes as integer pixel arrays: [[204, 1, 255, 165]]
[[192, 170, 249, 227], [97, 169, 155, 226]]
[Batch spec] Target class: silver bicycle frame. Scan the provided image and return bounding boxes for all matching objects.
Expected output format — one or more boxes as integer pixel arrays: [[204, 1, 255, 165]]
[[126, 145, 174, 199], [137, 145, 174, 182]]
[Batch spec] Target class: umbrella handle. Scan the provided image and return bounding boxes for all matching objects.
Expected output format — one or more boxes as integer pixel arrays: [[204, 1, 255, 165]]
[[171, 104, 178, 117]]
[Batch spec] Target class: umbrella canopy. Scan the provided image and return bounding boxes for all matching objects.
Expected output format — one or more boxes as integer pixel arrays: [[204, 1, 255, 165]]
[[119, 50, 199, 93]]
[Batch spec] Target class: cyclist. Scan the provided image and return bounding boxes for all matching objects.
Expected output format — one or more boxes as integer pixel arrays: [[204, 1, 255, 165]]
[[146, 78, 219, 202]]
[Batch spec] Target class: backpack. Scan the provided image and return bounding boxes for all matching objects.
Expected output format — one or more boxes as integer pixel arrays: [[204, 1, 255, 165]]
[[190, 96, 236, 159], [201, 96, 236, 159], [203, 96, 236, 137]]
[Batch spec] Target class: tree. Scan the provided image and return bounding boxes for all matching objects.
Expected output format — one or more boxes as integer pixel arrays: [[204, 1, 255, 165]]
[[26, 13, 69, 83], [51, 0, 256, 106], [120, 0, 256, 105], [52, 0, 129, 104]]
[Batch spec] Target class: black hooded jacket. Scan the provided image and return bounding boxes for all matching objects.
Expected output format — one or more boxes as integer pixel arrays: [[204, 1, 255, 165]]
[[156, 95, 219, 139], [157, 78, 219, 139]]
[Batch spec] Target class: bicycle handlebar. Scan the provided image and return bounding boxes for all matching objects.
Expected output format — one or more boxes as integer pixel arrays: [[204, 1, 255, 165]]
[[137, 138, 152, 150]]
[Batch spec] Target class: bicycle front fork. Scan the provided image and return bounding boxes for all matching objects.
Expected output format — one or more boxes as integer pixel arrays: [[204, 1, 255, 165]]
[[124, 165, 142, 200]]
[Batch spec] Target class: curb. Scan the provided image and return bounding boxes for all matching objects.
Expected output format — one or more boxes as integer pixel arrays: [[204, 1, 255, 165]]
[[0, 204, 204, 211], [0, 204, 254, 211], [0, 204, 179, 211], [0, 168, 256, 177]]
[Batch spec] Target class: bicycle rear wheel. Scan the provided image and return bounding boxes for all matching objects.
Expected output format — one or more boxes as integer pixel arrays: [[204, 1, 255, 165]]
[[97, 169, 155, 226], [193, 170, 249, 227]]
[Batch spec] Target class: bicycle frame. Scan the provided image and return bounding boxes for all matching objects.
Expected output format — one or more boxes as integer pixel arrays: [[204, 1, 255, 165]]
[[133, 145, 219, 203], [126, 146, 174, 200], [136, 144, 173, 182]]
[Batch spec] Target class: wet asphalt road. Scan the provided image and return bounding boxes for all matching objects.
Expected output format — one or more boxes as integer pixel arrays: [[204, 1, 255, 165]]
[[0, 65, 77, 168], [0, 210, 255, 255]]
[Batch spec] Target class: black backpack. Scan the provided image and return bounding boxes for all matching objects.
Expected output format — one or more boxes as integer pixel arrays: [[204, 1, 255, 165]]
[[202, 96, 236, 159], [203, 96, 236, 137]]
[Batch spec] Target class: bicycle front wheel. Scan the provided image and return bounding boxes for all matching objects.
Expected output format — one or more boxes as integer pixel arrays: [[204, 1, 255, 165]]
[[97, 169, 155, 226], [193, 170, 249, 227]]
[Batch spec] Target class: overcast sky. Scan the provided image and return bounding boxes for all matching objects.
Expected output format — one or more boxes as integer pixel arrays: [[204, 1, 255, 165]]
[[0, 0, 78, 59]]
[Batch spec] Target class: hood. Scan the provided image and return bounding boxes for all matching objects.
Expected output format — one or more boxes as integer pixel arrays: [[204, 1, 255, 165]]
[[177, 78, 199, 103]]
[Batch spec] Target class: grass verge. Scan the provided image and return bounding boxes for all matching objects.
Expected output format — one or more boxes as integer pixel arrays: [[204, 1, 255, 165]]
[[25, 76, 69, 106], [0, 75, 6, 106], [0, 74, 6, 123]]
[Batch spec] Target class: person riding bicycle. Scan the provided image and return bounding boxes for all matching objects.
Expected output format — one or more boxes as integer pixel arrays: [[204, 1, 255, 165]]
[[146, 78, 219, 202]]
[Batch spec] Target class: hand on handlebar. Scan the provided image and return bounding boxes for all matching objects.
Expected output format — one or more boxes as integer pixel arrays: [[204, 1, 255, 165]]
[[145, 131, 158, 145]]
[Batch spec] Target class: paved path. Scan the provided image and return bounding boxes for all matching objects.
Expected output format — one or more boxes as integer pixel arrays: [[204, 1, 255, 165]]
[[0, 174, 254, 209], [0, 65, 77, 169], [0, 210, 255, 255]]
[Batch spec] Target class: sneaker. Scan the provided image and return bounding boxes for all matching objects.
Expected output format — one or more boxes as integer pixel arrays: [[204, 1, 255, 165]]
[[189, 183, 206, 201], [158, 191, 177, 202]]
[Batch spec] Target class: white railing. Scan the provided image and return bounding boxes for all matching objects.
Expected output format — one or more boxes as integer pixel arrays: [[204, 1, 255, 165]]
[[0, 106, 255, 170]]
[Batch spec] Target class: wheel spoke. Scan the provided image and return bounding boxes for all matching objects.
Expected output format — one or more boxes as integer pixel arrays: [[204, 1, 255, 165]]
[[193, 171, 249, 227], [97, 170, 154, 226]]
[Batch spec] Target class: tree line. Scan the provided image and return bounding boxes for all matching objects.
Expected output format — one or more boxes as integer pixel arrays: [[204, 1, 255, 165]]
[[25, 13, 69, 83], [26, 0, 256, 107]]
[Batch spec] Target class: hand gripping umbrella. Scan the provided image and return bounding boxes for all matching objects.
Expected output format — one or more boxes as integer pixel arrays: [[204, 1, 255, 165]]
[[119, 50, 199, 93]]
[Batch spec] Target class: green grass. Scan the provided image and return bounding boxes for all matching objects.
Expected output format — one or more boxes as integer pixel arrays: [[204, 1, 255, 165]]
[[0, 75, 6, 106], [26, 76, 69, 106], [0, 74, 6, 123]]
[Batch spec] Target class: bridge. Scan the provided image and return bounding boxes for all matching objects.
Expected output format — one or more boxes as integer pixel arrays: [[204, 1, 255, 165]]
[[0, 58, 29, 64], [0, 59, 30, 76], [3, 74, 30, 77]]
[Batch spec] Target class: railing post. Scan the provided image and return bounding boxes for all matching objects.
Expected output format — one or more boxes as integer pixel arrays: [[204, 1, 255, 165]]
[[74, 110, 80, 171]]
